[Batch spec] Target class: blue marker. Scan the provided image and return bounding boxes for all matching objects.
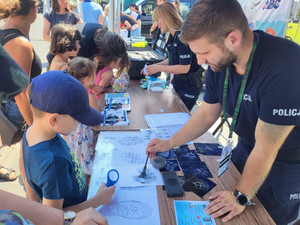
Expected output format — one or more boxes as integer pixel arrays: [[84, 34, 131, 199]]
[[106, 169, 119, 187]]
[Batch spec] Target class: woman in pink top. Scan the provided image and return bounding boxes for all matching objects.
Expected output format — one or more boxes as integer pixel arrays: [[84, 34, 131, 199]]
[[89, 28, 130, 99]]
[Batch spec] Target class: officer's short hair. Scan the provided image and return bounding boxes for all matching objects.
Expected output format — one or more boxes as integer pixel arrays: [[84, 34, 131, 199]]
[[180, 0, 249, 45]]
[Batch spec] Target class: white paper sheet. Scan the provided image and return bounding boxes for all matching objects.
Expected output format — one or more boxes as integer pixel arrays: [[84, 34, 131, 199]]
[[93, 131, 152, 169], [144, 112, 190, 128], [96, 186, 160, 225], [89, 131, 161, 225], [117, 164, 164, 187]]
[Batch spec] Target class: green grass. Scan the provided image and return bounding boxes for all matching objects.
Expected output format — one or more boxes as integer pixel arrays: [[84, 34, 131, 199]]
[[285, 22, 300, 45]]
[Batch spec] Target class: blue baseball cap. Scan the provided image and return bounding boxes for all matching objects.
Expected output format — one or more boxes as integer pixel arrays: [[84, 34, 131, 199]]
[[30, 71, 103, 126]]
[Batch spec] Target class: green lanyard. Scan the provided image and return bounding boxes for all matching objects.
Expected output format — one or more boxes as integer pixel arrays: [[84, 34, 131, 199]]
[[222, 35, 258, 139], [168, 31, 179, 65]]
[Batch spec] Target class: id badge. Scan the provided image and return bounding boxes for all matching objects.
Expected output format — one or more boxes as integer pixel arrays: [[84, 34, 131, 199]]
[[217, 141, 233, 177]]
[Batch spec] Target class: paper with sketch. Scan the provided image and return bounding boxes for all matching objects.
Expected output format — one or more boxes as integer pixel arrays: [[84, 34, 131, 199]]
[[144, 112, 190, 128], [94, 131, 152, 169], [151, 124, 193, 145], [95, 131, 152, 152], [174, 200, 216, 225], [96, 186, 160, 225], [117, 165, 164, 187]]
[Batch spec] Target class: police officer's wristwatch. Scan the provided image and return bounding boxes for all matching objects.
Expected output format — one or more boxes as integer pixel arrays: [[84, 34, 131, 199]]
[[234, 189, 255, 206], [64, 211, 76, 225]]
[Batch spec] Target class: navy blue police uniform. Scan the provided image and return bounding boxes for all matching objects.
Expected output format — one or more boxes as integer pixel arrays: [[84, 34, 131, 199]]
[[204, 30, 300, 225], [167, 31, 203, 111]]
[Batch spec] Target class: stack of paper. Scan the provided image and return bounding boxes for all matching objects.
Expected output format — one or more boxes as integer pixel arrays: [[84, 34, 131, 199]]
[[89, 131, 162, 225], [144, 113, 192, 144]]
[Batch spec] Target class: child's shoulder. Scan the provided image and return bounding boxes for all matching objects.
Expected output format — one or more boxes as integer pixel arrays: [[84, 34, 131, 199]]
[[50, 57, 68, 71], [25, 128, 64, 151]]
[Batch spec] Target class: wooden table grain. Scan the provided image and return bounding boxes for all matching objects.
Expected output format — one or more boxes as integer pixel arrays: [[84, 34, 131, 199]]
[[96, 80, 276, 225], [99, 80, 189, 131], [156, 142, 275, 225]]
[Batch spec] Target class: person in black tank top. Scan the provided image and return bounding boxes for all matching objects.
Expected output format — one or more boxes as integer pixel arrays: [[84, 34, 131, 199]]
[[0, 29, 42, 80], [0, 0, 42, 203]]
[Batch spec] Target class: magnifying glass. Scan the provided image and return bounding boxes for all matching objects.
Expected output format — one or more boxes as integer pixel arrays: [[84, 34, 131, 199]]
[[106, 169, 119, 187]]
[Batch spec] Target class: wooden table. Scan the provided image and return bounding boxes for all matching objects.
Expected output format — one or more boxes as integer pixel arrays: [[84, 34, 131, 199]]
[[99, 80, 189, 131], [157, 141, 275, 225], [94, 80, 275, 225]]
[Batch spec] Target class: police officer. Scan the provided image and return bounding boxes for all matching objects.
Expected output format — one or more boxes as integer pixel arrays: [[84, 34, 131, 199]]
[[142, 2, 203, 111]]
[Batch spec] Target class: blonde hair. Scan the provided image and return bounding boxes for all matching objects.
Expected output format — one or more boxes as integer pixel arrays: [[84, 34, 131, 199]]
[[152, 2, 182, 32], [104, 4, 109, 14]]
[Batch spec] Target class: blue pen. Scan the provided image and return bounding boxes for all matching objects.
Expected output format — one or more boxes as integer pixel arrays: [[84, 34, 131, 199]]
[[108, 98, 113, 111]]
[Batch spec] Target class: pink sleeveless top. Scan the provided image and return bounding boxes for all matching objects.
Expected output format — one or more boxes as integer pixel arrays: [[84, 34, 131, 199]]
[[88, 67, 112, 100]]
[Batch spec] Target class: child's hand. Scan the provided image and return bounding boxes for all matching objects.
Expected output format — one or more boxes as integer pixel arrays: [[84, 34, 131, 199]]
[[93, 86, 105, 96], [96, 183, 116, 205]]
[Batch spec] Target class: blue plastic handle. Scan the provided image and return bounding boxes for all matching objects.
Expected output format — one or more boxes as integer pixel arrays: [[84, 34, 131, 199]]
[[106, 169, 119, 187]]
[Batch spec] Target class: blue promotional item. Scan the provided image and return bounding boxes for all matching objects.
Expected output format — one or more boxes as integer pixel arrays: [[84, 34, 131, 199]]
[[106, 169, 119, 187]]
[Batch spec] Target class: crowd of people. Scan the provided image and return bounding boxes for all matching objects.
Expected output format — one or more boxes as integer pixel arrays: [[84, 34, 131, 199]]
[[0, 0, 299, 225]]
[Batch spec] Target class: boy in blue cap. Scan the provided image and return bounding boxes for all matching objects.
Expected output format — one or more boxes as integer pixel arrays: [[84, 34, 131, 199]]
[[22, 71, 115, 211]]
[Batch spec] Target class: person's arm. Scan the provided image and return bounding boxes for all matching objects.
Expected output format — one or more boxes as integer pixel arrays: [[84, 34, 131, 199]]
[[205, 119, 294, 222], [98, 14, 103, 25], [150, 21, 158, 37], [98, 70, 114, 88], [4, 37, 34, 125], [43, 17, 51, 42], [42, 183, 115, 213], [43, 198, 64, 209], [89, 93, 102, 130], [64, 183, 116, 212], [146, 63, 190, 75], [0, 190, 108, 225], [123, 20, 132, 30], [146, 102, 222, 158], [1, 190, 63, 225], [140, 59, 169, 75]]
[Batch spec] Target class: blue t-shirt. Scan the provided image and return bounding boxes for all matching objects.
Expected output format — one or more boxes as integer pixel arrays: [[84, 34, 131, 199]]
[[166, 31, 200, 76], [204, 30, 300, 159], [22, 131, 87, 208], [82, 2, 103, 23]]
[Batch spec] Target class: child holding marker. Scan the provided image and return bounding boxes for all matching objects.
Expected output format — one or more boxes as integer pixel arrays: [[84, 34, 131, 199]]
[[23, 70, 115, 211]]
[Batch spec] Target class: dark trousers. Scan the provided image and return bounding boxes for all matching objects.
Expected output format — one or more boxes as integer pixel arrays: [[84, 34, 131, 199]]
[[232, 142, 300, 225], [172, 76, 202, 111]]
